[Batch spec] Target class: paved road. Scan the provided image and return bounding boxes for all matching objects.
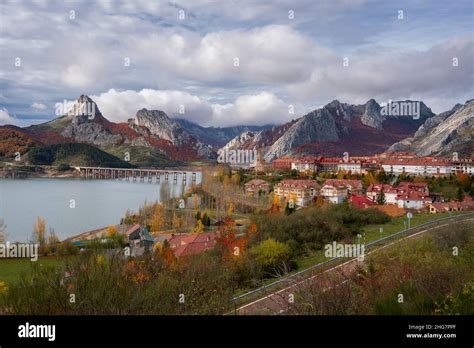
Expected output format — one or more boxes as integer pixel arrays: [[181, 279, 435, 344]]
[[234, 217, 474, 315]]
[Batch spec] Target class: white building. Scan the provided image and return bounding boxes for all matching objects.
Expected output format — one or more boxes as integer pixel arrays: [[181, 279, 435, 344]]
[[395, 192, 432, 209], [381, 157, 474, 176], [320, 179, 363, 204], [366, 184, 398, 204], [337, 162, 363, 174], [291, 157, 319, 173]]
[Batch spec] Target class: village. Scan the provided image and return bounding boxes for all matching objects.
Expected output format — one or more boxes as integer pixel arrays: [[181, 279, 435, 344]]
[[56, 151, 474, 261]]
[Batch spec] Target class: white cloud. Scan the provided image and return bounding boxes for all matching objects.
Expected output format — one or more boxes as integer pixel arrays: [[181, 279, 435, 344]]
[[30, 102, 47, 110], [92, 89, 301, 127], [0, 0, 472, 124], [0, 108, 18, 125]]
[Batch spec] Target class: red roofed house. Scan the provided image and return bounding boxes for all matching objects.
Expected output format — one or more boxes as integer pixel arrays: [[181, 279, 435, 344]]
[[350, 195, 376, 209], [320, 179, 362, 204], [244, 179, 271, 195], [274, 179, 319, 206], [168, 232, 218, 257], [272, 156, 294, 170], [428, 196, 474, 213], [291, 156, 320, 173], [398, 182, 429, 194], [366, 184, 398, 204], [395, 191, 432, 209]]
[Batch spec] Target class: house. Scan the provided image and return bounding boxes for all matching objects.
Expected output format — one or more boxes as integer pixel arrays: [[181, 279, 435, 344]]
[[168, 232, 218, 257], [244, 179, 271, 195], [317, 157, 340, 173], [321, 179, 362, 204], [291, 156, 319, 173], [366, 184, 398, 204], [395, 191, 432, 209], [320, 182, 348, 204], [337, 160, 363, 174], [274, 179, 319, 206], [324, 179, 362, 194], [398, 182, 429, 194], [429, 196, 474, 213], [126, 224, 155, 254], [380, 157, 474, 176], [350, 195, 376, 209], [272, 156, 294, 170]]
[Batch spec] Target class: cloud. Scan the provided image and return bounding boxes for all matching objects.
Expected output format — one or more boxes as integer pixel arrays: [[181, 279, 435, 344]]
[[287, 36, 474, 112], [92, 89, 300, 127], [0, 108, 18, 125], [0, 0, 472, 124], [30, 102, 47, 110]]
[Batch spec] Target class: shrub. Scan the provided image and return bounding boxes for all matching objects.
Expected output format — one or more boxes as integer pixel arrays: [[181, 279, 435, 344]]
[[57, 163, 71, 171]]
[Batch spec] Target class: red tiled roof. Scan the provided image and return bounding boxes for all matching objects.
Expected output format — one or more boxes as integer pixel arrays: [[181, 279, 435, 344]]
[[324, 179, 362, 189], [350, 195, 376, 209], [396, 191, 432, 201], [126, 223, 141, 236], [244, 179, 269, 186], [367, 184, 394, 193], [275, 179, 318, 188], [168, 232, 218, 257]]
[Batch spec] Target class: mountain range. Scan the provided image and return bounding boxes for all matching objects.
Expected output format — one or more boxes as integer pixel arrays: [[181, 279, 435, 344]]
[[0, 95, 472, 167], [221, 99, 447, 161]]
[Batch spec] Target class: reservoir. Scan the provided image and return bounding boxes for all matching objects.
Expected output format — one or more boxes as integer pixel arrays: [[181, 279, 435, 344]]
[[0, 172, 201, 242]]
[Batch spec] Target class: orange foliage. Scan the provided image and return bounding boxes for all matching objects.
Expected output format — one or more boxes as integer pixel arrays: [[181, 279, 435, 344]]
[[0, 128, 35, 157]]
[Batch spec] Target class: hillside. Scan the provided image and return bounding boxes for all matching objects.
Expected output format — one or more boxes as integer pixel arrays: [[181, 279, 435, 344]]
[[26, 143, 135, 168], [22, 95, 214, 163], [387, 99, 474, 156], [175, 118, 272, 148], [0, 126, 36, 158], [221, 99, 434, 161]]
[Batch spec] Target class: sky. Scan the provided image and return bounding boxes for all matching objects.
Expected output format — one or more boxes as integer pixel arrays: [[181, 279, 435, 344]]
[[0, 0, 473, 127]]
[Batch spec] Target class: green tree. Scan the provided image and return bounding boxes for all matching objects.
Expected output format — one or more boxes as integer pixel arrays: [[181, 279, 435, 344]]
[[377, 188, 386, 205], [376, 168, 388, 183], [249, 239, 291, 275]]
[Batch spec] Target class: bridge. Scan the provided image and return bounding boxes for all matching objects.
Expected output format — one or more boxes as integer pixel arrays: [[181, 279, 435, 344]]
[[74, 166, 200, 185]]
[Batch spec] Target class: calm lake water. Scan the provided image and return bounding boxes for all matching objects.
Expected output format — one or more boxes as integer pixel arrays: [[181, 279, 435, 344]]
[[0, 173, 201, 242]]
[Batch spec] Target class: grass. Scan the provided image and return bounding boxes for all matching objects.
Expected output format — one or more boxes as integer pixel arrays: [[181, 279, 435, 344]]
[[0, 257, 63, 286], [233, 211, 470, 305], [297, 211, 463, 270]]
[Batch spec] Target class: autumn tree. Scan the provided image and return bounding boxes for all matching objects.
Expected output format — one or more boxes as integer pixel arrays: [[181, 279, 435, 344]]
[[107, 225, 118, 238], [148, 203, 165, 232], [193, 219, 205, 234], [0, 219, 6, 244], [363, 171, 376, 187], [32, 217, 47, 255], [215, 217, 239, 260], [172, 212, 183, 229]]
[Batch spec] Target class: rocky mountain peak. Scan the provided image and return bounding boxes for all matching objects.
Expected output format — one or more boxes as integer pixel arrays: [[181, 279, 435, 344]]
[[65, 95, 104, 125]]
